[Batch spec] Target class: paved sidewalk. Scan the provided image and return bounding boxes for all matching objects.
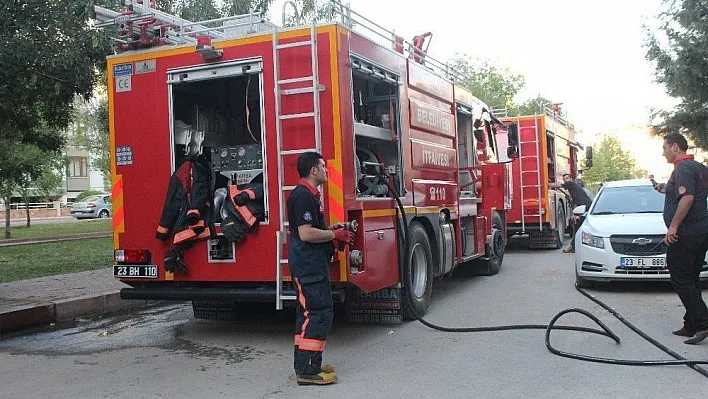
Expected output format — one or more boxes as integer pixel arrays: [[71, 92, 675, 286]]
[[0, 268, 158, 334]]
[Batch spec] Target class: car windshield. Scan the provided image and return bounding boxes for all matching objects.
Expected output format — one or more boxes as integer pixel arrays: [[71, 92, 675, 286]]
[[591, 185, 664, 215]]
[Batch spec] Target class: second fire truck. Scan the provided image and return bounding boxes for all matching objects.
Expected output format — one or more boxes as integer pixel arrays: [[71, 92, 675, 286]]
[[97, 0, 519, 323], [499, 105, 592, 249]]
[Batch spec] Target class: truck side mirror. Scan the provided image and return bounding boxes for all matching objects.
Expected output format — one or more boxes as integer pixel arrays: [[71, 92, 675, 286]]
[[506, 123, 519, 159], [573, 205, 587, 216], [585, 146, 593, 168]]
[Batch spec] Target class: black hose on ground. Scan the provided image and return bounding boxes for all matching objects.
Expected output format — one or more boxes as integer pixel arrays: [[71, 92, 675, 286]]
[[380, 173, 708, 379]]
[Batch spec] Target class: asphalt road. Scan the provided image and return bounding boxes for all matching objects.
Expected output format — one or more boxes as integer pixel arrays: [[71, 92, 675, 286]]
[[1, 236, 707, 398]]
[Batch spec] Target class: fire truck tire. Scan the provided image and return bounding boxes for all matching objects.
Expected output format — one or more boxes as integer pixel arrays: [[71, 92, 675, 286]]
[[402, 222, 433, 320], [478, 212, 505, 276], [553, 208, 566, 249]]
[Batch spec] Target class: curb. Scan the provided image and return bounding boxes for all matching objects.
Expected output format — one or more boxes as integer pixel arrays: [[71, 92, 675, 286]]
[[0, 232, 112, 247], [0, 290, 159, 334]]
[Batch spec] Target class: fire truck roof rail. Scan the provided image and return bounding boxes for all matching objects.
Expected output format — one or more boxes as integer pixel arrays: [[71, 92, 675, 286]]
[[491, 107, 509, 118], [325, 0, 464, 84], [541, 103, 575, 130], [93, 0, 276, 49]]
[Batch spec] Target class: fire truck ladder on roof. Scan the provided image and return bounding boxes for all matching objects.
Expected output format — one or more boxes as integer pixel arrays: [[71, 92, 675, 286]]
[[273, 20, 324, 310], [93, 0, 267, 49], [518, 115, 543, 232]]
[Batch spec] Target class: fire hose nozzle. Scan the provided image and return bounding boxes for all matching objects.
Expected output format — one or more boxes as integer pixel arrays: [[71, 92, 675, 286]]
[[344, 220, 358, 232]]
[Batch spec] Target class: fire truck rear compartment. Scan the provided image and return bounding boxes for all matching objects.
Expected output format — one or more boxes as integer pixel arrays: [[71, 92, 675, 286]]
[[169, 66, 268, 227]]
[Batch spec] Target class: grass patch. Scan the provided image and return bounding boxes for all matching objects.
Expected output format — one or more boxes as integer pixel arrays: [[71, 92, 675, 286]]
[[3, 219, 111, 240], [0, 238, 113, 283]]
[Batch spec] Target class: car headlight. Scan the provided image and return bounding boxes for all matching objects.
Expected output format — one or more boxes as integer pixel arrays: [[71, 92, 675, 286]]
[[581, 231, 604, 249]]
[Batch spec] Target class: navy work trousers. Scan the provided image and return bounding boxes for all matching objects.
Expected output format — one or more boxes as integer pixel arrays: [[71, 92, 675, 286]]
[[292, 274, 334, 375], [666, 233, 708, 332]]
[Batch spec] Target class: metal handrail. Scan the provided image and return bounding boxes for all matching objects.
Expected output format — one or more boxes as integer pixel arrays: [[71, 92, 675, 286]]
[[326, 0, 460, 82]]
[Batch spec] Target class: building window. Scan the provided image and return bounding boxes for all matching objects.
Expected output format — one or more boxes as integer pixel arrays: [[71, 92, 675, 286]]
[[70, 156, 88, 178]]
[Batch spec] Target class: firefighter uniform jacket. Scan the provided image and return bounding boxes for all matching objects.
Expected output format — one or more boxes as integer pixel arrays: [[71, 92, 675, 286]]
[[287, 179, 334, 279], [156, 155, 215, 245]]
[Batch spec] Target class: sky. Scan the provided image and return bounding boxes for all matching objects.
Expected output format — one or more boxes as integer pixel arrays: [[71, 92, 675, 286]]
[[268, 0, 674, 141]]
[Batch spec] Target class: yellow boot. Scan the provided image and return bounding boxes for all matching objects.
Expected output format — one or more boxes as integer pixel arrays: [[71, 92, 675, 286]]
[[296, 371, 338, 385]]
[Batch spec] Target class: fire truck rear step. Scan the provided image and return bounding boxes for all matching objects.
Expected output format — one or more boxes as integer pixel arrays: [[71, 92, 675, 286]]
[[119, 287, 344, 302]]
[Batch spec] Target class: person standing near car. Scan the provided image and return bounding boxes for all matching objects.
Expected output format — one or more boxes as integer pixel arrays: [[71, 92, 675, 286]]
[[550, 173, 593, 253], [656, 133, 708, 344], [287, 151, 354, 384]]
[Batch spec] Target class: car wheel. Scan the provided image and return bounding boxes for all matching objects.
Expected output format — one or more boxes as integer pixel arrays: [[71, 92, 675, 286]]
[[98, 210, 110, 218], [402, 222, 433, 321]]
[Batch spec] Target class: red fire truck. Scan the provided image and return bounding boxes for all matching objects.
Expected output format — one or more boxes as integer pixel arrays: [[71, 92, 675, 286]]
[[498, 105, 592, 249], [96, 0, 519, 323]]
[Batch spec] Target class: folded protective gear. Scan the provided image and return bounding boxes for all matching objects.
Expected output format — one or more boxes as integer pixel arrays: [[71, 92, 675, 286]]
[[163, 246, 187, 274], [234, 191, 251, 206], [221, 214, 247, 243], [156, 155, 215, 245]]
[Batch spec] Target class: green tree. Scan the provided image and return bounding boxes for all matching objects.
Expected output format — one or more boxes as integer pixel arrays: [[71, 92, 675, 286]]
[[581, 136, 637, 191], [515, 95, 555, 116], [0, 144, 47, 238], [0, 1, 109, 237], [645, 0, 708, 149], [69, 94, 110, 189], [96, 1, 275, 21], [16, 152, 67, 228], [448, 54, 526, 109], [283, 0, 338, 25]]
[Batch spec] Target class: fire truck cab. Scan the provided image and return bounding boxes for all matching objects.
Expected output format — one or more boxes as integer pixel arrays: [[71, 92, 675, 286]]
[[98, 0, 519, 323]]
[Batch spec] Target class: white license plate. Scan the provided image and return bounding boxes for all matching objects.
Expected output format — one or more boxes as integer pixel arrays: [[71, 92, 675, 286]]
[[620, 257, 665, 268], [113, 265, 158, 278]]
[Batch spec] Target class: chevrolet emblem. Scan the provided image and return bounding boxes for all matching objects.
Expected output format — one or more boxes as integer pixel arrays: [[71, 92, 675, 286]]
[[632, 238, 653, 245]]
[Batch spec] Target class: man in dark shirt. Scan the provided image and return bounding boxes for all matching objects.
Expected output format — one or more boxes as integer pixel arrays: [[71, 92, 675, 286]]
[[287, 152, 354, 384], [656, 133, 708, 344], [550, 174, 593, 253]]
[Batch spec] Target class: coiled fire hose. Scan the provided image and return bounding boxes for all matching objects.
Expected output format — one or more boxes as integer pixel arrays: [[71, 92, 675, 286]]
[[377, 173, 708, 379]]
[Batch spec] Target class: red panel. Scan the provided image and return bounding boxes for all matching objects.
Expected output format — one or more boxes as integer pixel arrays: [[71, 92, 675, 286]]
[[480, 163, 506, 211], [474, 215, 487, 255], [409, 99, 455, 138], [410, 140, 457, 171], [349, 228, 399, 293], [407, 60, 454, 103], [412, 180, 458, 208]]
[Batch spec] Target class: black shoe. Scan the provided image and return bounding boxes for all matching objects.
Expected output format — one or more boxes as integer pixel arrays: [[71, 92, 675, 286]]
[[684, 329, 708, 345], [672, 327, 695, 337], [296, 371, 337, 385]]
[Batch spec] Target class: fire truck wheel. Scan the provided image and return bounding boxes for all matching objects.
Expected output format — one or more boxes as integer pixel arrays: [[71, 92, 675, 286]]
[[402, 222, 433, 320], [554, 208, 566, 249], [478, 212, 505, 276]]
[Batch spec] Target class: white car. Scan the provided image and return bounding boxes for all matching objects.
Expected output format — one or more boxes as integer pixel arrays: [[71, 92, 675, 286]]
[[574, 179, 708, 288]]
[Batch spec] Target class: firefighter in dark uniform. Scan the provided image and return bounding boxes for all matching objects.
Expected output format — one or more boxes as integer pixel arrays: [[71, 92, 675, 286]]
[[656, 133, 708, 344], [550, 173, 593, 253], [287, 151, 354, 385]]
